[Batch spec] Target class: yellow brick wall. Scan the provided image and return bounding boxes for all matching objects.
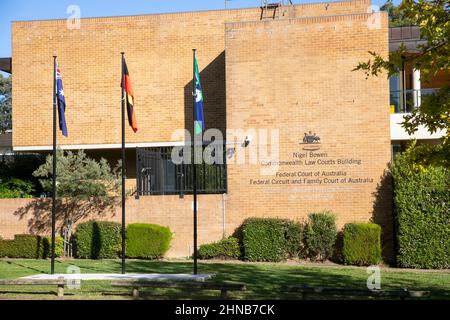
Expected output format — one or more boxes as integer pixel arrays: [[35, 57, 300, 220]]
[[12, 0, 372, 148], [224, 12, 393, 260], [0, 196, 225, 258]]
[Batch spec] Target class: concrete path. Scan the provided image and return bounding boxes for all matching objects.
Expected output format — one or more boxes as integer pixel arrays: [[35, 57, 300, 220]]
[[20, 273, 214, 281]]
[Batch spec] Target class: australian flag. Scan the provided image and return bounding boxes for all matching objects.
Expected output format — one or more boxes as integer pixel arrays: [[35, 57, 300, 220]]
[[56, 61, 68, 137]]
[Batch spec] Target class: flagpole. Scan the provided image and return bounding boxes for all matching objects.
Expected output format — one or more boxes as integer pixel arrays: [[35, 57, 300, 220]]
[[121, 52, 126, 274], [192, 48, 198, 275], [51, 56, 57, 275]]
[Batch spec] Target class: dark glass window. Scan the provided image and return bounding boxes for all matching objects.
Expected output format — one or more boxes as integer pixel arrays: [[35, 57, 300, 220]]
[[136, 146, 227, 196]]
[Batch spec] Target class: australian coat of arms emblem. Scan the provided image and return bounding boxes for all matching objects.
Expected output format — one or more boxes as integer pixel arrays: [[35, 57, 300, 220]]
[[300, 131, 321, 151]]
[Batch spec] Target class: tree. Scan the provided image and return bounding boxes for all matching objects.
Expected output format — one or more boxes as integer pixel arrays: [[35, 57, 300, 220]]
[[33, 149, 119, 200], [381, 0, 415, 27], [0, 74, 12, 133], [20, 149, 121, 237], [355, 0, 449, 167]]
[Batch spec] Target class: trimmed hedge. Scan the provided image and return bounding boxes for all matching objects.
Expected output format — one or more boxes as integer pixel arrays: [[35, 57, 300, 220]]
[[74, 221, 121, 259], [343, 223, 382, 266], [241, 218, 302, 262], [305, 212, 337, 261], [393, 157, 450, 269], [285, 221, 304, 258], [0, 238, 14, 257], [0, 235, 41, 258], [198, 237, 240, 260], [42, 236, 64, 259], [126, 223, 172, 259], [0, 235, 63, 258]]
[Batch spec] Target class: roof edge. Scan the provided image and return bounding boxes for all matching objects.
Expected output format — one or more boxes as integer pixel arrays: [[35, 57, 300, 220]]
[[11, 0, 371, 24]]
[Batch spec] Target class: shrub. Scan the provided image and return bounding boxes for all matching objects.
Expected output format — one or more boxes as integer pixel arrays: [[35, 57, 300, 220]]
[[9, 234, 42, 258], [0, 235, 64, 258], [41, 236, 64, 258], [242, 218, 296, 262], [392, 155, 450, 269], [74, 221, 121, 259], [0, 178, 35, 198], [305, 212, 337, 261], [0, 238, 15, 257], [285, 221, 304, 258], [343, 223, 382, 266], [331, 231, 344, 263], [0, 235, 41, 258], [126, 223, 172, 259], [0, 154, 46, 197], [198, 237, 240, 260]]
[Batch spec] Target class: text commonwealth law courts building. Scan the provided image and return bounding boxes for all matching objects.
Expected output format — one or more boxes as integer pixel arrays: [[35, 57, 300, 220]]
[[5, 0, 440, 260]]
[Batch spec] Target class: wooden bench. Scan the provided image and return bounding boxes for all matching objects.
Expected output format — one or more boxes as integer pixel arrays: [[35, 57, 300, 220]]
[[111, 280, 246, 299], [282, 285, 430, 300], [0, 277, 65, 297]]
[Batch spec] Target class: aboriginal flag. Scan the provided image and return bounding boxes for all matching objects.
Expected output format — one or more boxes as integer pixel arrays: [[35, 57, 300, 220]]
[[121, 57, 137, 132]]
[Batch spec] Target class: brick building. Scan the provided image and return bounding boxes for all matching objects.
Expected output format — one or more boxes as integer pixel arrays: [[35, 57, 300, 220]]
[[2, 0, 446, 260]]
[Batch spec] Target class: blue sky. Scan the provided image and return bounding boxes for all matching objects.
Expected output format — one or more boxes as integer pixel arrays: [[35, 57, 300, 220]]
[[0, 0, 394, 59]]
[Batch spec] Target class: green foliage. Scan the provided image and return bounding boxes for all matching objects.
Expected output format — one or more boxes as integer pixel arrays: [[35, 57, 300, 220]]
[[357, 0, 449, 80], [74, 221, 122, 259], [33, 150, 120, 232], [126, 223, 172, 259], [355, 0, 450, 162], [285, 221, 304, 258], [0, 178, 35, 198], [305, 212, 337, 261], [402, 0, 450, 79], [343, 223, 382, 266], [7, 235, 41, 258], [33, 149, 119, 199], [0, 75, 11, 133], [401, 87, 450, 162], [241, 218, 301, 262], [0, 238, 16, 258], [381, 0, 415, 27], [198, 237, 240, 260], [41, 236, 64, 258], [392, 153, 450, 269], [0, 154, 45, 197], [396, 140, 449, 172], [0, 235, 64, 258]]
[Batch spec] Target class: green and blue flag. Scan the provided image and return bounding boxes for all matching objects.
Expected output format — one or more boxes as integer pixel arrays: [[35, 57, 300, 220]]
[[193, 54, 204, 135]]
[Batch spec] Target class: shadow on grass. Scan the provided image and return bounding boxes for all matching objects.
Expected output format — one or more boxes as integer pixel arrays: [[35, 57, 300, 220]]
[[123, 261, 370, 299], [0, 290, 74, 296], [1, 260, 48, 276], [1, 259, 449, 300]]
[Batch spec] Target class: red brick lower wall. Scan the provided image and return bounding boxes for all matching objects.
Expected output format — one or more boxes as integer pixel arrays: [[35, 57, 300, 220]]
[[0, 195, 226, 258]]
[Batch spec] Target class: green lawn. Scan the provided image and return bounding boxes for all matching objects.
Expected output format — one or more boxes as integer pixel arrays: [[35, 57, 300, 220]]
[[0, 259, 449, 300]]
